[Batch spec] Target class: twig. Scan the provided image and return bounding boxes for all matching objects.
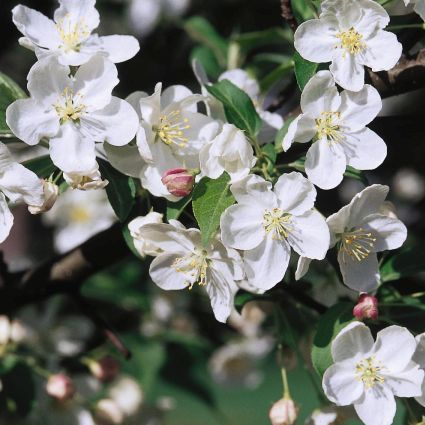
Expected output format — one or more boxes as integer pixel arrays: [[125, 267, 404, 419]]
[[281, 0, 298, 33]]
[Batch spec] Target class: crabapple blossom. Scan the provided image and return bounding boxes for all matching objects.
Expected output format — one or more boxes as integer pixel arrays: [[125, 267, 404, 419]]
[[283, 71, 386, 189], [199, 123, 256, 183], [412, 333, 425, 407], [63, 164, 108, 190], [6, 55, 139, 174], [46, 374, 75, 402], [12, 0, 139, 66], [269, 397, 298, 425], [323, 322, 423, 425], [220, 172, 329, 292], [294, 0, 402, 91], [133, 220, 244, 323], [28, 180, 59, 215], [394, 0, 425, 20], [305, 406, 354, 425], [0, 142, 44, 243], [161, 168, 195, 197], [105, 83, 218, 200]]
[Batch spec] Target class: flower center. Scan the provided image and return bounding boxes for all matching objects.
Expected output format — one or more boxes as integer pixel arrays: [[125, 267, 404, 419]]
[[263, 208, 292, 240], [339, 228, 376, 263], [53, 88, 86, 124], [156, 110, 191, 148], [69, 206, 91, 223], [56, 15, 90, 52], [336, 27, 366, 56], [172, 250, 210, 290], [315, 112, 342, 143], [355, 356, 385, 389]]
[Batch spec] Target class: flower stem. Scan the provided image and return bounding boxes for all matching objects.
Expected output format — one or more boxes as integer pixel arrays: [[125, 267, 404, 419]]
[[388, 24, 425, 31]]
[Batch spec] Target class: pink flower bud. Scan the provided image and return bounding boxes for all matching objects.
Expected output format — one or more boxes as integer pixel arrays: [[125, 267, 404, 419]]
[[269, 398, 298, 425], [353, 293, 378, 320], [46, 374, 75, 402], [89, 356, 120, 382], [161, 168, 195, 197]]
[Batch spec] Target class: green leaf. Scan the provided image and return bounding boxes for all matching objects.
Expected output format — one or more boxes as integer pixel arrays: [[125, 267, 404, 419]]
[[294, 52, 318, 91], [192, 173, 235, 246], [380, 243, 425, 282], [311, 302, 354, 377], [183, 17, 228, 66], [205, 80, 262, 138], [22, 155, 57, 179], [261, 143, 277, 164], [232, 27, 293, 52], [122, 224, 142, 259], [259, 60, 295, 92], [0, 72, 26, 137], [98, 159, 136, 222], [167, 196, 192, 221], [234, 290, 273, 313], [190, 45, 222, 80]]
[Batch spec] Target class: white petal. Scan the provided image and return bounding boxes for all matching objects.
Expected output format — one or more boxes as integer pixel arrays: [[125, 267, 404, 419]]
[[150, 253, 192, 290], [295, 256, 312, 280], [220, 204, 265, 250], [282, 115, 316, 151], [338, 250, 380, 292], [305, 139, 347, 190], [0, 193, 14, 244], [244, 237, 290, 291], [330, 52, 365, 92], [49, 124, 97, 173], [339, 85, 382, 131], [342, 128, 387, 171], [361, 214, 407, 252], [322, 362, 364, 405], [258, 111, 283, 144], [354, 386, 396, 425], [288, 210, 330, 260], [331, 322, 374, 363], [54, 0, 99, 32], [12, 5, 60, 50], [384, 364, 424, 397], [81, 97, 139, 146], [294, 19, 337, 63], [219, 68, 260, 99], [414, 1, 425, 20], [274, 172, 317, 215], [6, 99, 60, 146], [98, 35, 140, 63], [374, 326, 417, 372], [161, 85, 195, 111], [230, 174, 276, 207], [104, 144, 142, 178]]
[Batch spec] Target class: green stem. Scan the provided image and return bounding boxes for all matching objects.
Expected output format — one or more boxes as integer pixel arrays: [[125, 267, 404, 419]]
[[388, 23, 425, 31], [281, 365, 291, 399]]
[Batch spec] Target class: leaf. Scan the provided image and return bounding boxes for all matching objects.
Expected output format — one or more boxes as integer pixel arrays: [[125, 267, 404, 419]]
[[261, 143, 277, 164], [0, 72, 26, 137], [205, 80, 262, 138], [294, 51, 318, 91], [311, 302, 354, 377], [167, 196, 192, 221], [122, 224, 142, 259], [190, 46, 222, 80], [98, 158, 136, 222], [22, 155, 57, 179], [183, 17, 228, 66], [232, 27, 293, 51], [380, 243, 425, 282], [234, 290, 273, 313], [192, 173, 235, 246]]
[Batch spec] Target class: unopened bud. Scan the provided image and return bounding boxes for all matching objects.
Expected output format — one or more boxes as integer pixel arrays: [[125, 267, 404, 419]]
[[95, 399, 125, 425], [28, 180, 59, 214], [269, 398, 298, 425], [89, 356, 120, 382], [46, 374, 75, 402], [353, 293, 378, 321], [161, 168, 195, 197]]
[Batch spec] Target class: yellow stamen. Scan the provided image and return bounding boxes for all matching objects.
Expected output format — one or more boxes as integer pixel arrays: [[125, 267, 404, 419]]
[[263, 208, 292, 240], [56, 14, 90, 52], [355, 356, 385, 389], [172, 250, 209, 290], [156, 110, 190, 148], [336, 27, 366, 56], [53, 88, 86, 124], [315, 111, 343, 143], [340, 228, 376, 263]]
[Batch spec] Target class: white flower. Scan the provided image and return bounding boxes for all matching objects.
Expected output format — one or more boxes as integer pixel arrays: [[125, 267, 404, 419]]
[[220, 172, 329, 292], [43, 189, 115, 253], [128, 211, 164, 257], [12, 1, 139, 66], [326, 184, 407, 292], [28, 179, 59, 215], [413, 333, 425, 407], [63, 163, 108, 190], [323, 322, 423, 425], [398, 0, 425, 20], [108, 377, 144, 417], [0, 142, 44, 243], [6, 55, 139, 175], [294, 0, 402, 91], [200, 123, 256, 183], [283, 71, 386, 190], [305, 406, 354, 425], [105, 83, 218, 200], [138, 220, 244, 323]]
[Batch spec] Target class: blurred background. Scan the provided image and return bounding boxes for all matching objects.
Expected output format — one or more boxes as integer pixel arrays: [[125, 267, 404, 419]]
[[0, 0, 424, 424]]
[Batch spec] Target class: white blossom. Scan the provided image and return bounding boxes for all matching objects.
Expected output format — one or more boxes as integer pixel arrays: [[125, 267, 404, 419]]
[[105, 83, 218, 200], [220, 172, 330, 292], [12, 0, 139, 66], [323, 322, 423, 425], [283, 71, 386, 190], [138, 220, 244, 323], [6, 56, 139, 175], [28, 179, 59, 215], [63, 163, 108, 190], [305, 406, 354, 425], [0, 142, 44, 243], [200, 123, 256, 183], [294, 0, 402, 91], [393, 0, 425, 20], [413, 332, 425, 407], [326, 185, 407, 292]]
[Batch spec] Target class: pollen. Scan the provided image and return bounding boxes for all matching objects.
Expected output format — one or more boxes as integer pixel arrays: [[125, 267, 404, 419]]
[[53, 88, 86, 124], [340, 228, 376, 263], [172, 250, 210, 290], [315, 111, 343, 143], [336, 27, 366, 56], [156, 110, 191, 148], [355, 356, 385, 389], [56, 14, 90, 52], [263, 208, 292, 240]]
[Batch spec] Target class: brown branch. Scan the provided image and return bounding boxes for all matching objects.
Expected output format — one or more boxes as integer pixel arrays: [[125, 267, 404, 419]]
[[281, 0, 298, 33]]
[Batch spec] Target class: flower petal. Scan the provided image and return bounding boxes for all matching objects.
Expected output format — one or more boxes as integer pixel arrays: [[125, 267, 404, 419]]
[[295, 256, 312, 280], [98, 35, 140, 63], [330, 52, 365, 92], [354, 386, 396, 425], [282, 115, 316, 151], [0, 193, 14, 244], [161, 85, 196, 112], [150, 253, 192, 290], [54, 0, 100, 33], [104, 144, 142, 178], [384, 363, 424, 398], [230, 174, 276, 207]]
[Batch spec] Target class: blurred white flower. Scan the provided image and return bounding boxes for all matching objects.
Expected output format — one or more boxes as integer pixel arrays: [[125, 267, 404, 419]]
[[108, 377, 144, 417], [269, 397, 299, 425], [399, 0, 425, 20], [305, 406, 354, 425], [393, 168, 425, 202], [43, 189, 115, 253], [413, 332, 425, 407]]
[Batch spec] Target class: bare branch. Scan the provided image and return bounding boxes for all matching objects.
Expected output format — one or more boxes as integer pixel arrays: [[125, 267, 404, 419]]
[[281, 0, 298, 33]]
